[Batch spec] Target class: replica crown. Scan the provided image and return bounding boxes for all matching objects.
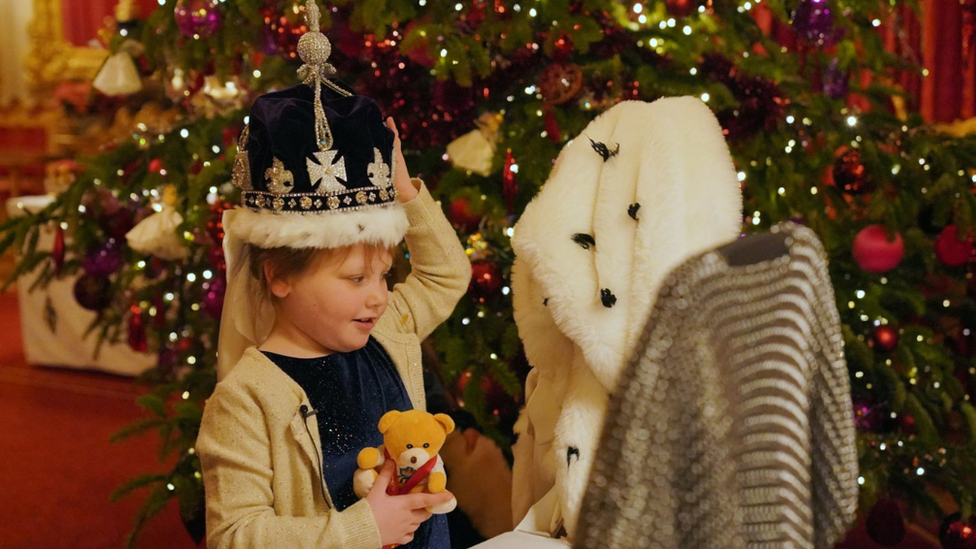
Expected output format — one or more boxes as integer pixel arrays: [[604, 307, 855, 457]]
[[228, 0, 407, 250]]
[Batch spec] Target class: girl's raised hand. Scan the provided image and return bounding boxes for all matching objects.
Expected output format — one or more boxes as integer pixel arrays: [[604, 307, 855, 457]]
[[385, 117, 419, 202]]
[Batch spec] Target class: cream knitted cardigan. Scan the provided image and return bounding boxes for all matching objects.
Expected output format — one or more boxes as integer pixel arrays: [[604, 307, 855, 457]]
[[196, 183, 470, 549]]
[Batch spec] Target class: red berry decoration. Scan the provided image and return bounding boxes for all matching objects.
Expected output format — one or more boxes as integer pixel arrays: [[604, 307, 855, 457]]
[[866, 496, 906, 546], [853, 225, 904, 273], [940, 513, 976, 549], [550, 33, 574, 61], [871, 325, 898, 353], [470, 260, 502, 299], [935, 225, 975, 267], [148, 157, 164, 174], [52, 226, 65, 275], [128, 305, 147, 352], [502, 149, 518, 215], [833, 149, 871, 195], [207, 200, 233, 242]]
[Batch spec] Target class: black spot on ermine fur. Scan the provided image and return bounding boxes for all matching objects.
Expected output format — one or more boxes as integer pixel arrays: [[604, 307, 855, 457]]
[[628, 203, 641, 220], [572, 233, 596, 250], [588, 138, 620, 161]]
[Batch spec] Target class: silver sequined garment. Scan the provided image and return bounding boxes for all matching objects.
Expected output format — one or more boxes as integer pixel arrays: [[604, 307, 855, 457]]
[[574, 223, 858, 549]]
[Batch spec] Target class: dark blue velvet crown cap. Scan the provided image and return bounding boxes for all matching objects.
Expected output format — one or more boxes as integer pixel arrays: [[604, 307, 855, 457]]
[[240, 80, 397, 213]]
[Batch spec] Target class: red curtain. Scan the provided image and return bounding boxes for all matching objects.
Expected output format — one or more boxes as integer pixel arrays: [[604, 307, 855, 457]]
[[756, 2, 971, 124], [919, 0, 974, 122], [60, 0, 159, 48]]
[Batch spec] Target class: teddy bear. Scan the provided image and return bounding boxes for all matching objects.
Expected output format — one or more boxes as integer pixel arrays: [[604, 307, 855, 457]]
[[353, 409, 458, 514]]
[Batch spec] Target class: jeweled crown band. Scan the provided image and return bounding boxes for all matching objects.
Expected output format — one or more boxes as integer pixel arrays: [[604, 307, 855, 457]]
[[243, 184, 398, 214]]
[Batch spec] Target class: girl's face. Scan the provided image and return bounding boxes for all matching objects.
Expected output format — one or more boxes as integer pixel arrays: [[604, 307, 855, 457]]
[[270, 243, 394, 355]]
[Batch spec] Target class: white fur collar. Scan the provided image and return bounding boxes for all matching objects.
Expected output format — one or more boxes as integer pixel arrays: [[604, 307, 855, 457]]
[[512, 97, 743, 391]]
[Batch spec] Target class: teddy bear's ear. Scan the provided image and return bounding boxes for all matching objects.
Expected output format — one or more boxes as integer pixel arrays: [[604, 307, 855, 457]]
[[378, 410, 402, 434], [433, 413, 455, 434]]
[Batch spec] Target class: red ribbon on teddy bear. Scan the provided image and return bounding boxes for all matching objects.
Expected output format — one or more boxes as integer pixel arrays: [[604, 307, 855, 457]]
[[384, 448, 439, 496]]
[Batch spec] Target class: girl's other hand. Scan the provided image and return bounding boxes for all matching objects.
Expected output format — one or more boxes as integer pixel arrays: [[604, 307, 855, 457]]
[[386, 117, 419, 202], [366, 459, 453, 545]]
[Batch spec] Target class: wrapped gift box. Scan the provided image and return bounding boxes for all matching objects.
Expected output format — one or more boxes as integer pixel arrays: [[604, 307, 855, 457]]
[[6, 195, 155, 375]]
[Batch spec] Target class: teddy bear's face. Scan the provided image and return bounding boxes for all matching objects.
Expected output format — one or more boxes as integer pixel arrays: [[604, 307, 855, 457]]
[[379, 410, 455, 471]]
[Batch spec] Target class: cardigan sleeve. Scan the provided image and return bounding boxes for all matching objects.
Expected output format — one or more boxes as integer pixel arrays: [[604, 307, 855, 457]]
[[386, 178, 470, 341], [197, 379, 383, 549]]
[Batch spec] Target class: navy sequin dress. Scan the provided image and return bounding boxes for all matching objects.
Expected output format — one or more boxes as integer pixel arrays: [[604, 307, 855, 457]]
[[263, 337, 450, 549]]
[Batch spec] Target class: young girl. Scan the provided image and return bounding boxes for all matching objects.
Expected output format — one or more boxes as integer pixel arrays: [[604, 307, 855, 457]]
[[196, 15, 470, 548]]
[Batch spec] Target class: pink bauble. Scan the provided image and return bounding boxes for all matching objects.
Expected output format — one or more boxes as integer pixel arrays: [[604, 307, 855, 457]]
[[201, 276, 226, 318], [174, 0, 222, 39], [935, 225, 974, 267], [853, 224, 904, 273]]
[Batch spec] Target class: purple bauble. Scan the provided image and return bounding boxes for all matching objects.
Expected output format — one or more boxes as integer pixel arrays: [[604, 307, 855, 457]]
[[174, 0, 222, 39], [74, 273, 112, 311], [157, 347, 178, 376], [260, 27, 281, 55], [823, 57, 849, 100], [792, 0, 837, 46], [853, 397, 883, 432], [201, 277, 226, 318], [82, 238, 123, 277]]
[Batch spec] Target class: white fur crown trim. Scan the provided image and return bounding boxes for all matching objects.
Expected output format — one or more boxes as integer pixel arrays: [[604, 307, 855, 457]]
[[228, 204, 409, 249]]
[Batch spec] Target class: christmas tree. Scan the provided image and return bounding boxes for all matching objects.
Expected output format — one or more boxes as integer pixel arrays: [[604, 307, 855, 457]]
[[4, 0, 976, 546]]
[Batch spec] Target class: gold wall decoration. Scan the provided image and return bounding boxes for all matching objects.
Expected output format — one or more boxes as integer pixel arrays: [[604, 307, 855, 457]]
[[25, 0, 110, 93]]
